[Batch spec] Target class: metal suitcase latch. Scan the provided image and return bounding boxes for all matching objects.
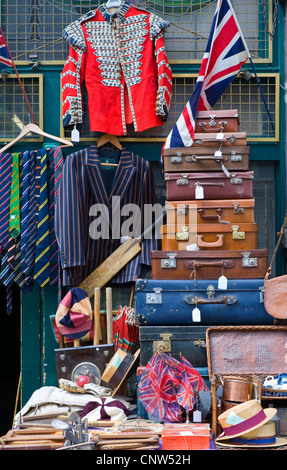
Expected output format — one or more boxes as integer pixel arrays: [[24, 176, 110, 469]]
[[153, 333, 172, 353], [230, 150, 242, 162], [232, 203, 245, 214], [242, 251, 258, 267], [171, 153, 183, 164], [176, 226, 189, 241], [232, 225, 245, 240], [230, 177, 242, 185], [176, 175, 189, 185], [161, 252, 177, 268], [146, 287, 162, 304]]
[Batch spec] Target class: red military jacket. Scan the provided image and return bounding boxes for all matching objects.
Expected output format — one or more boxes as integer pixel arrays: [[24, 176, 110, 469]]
[[61, 1, 172, 135]]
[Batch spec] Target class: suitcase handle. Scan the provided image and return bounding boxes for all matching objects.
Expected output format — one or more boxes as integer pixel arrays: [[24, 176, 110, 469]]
[[185, 155, 223, 162], [185, 259, 235, 269], [184, 295, 237, 305], [196, 234, 224, 247], [198, 121, 228, 133], [198, 208, 222, 220]]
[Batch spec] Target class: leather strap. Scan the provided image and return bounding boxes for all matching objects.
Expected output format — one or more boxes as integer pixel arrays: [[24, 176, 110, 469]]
[[265, 213, 287, 279]]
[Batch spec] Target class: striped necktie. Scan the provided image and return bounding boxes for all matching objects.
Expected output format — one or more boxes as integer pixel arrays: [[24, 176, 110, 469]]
[[33, 149, 50, 287], [22, 150, 37, 277], [0, 153, 13, 251], [20, 150, 31, 271], [49, 147, 63, 285], [9, 152, 21, 239]]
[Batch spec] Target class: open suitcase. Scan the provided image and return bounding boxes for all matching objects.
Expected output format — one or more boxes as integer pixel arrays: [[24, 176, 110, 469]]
[[135, 278, 273, 326], [151, 249, 268, 280], [165, 171, 254, 201]]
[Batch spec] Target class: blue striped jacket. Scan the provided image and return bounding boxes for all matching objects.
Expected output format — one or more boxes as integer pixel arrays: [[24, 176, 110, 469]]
[[55, 145, 160, 286]]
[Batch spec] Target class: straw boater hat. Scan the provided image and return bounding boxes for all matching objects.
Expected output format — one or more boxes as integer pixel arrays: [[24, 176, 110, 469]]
[[216, 421, 287, 448], [215, 400, 279, 442]]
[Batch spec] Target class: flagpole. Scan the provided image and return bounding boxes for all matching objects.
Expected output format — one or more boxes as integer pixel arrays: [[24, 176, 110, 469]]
[[0, 27, 38, 126], [227, 0, 275, 131]]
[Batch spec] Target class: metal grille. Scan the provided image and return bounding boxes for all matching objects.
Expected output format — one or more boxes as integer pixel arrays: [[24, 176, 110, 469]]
[[0, 0, 273, 64], [61, 72, 279, 142], [0, 74, 43, 142]]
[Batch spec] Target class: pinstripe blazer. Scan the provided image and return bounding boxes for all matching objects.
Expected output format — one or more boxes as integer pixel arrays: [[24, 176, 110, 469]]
[[55, 145, 160, 286]]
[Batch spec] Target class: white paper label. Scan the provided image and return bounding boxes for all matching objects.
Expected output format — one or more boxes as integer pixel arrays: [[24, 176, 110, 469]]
[[214, 149, 222, 158], [192, 307, 201, 322], [193, 410, 202, 422], [195, 184, 204, 199], [221, 163, 231, 178], [71, 125, 80, 142], [216, 132, 225, 140], [218, 275, 228, 290]]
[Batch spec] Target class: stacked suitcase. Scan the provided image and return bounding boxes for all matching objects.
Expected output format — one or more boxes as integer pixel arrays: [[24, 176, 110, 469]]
[[136, 110, 273, 370]]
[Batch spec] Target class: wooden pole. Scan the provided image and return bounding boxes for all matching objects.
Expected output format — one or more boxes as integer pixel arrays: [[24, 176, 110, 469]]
[[93, 287, 101, 345], [106, 287, 113, 345]]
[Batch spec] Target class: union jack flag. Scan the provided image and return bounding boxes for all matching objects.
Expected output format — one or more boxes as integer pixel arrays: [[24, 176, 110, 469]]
[[0, 28, 13, 70], [163, 0, 249, 150]]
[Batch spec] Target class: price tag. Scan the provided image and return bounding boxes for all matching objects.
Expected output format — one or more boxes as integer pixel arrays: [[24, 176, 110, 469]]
[[216, 132, 225, 140], [218, 275, 228, 290], [214, 149, 222, 158], [71, 124, 80, 142], [221, 163, 231, 178], [192, 307, 201, 322], [195, 183, 204, 199], [193, 410, 202, 422]]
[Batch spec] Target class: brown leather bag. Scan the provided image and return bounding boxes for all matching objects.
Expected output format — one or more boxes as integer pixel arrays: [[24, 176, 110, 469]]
[[264, 215, 287, 319]]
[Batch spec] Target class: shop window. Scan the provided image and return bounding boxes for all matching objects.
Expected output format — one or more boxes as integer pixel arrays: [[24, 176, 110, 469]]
[[0, 0, 274, 64], [0, 74, 43, 142], [60, 72, 279, 143]]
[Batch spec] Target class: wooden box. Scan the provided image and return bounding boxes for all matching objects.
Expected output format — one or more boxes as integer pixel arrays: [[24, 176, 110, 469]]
[[162, 424, 210, 450]]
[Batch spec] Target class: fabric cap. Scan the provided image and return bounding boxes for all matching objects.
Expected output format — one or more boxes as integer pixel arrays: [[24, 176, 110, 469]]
[[81, 397, 130, 421], [55, 288, 93, 339]]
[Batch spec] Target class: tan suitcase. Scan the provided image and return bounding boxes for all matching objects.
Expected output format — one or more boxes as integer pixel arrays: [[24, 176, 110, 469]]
[[161, 222, 258, 251], [151, 249, 268, 280], [162, 146, 250, 172], [165, 199, 256, 225], [195, 109, 240, 133], [192, 132, 247, 147]]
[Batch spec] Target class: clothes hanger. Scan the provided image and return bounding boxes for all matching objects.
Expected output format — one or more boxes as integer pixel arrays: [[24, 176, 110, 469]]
[[0, 123, 74, 154], [97, 133, 122, 167]]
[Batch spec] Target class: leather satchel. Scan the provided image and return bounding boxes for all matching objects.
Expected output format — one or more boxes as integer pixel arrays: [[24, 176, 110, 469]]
[[264, 215, 287, 318]]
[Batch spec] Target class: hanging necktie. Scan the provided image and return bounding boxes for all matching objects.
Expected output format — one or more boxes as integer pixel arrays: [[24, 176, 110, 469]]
[[9, 152, 21, 239], [33, 149, 50, 287], [21, 150, 31, 271], [22, 150, 37, 277], [0, 153, 13, 251], [48, 147, 63, 286]]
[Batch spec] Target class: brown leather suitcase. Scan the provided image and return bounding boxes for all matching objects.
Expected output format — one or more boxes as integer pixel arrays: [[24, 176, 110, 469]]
[[161, 222, 258, 251], [165, 199, 256, 225], [151, 249, 268, 280], [192, 132, 247, 147], [162, 146, 250, 172], [195, 109, 240, 133], [165, 171, 254, 201]]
